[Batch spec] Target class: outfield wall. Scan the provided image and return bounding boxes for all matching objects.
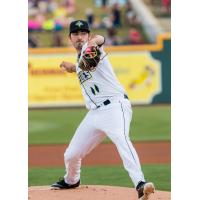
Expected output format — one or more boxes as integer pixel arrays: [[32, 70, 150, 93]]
[[28, 33, 170, 108]]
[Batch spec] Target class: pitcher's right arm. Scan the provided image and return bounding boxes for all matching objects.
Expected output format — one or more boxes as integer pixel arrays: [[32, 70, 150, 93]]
[[60, 61, 76, 73]]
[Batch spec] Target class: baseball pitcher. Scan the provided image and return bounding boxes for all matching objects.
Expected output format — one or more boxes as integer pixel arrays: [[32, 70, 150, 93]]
[[51, 20, 155, 200]]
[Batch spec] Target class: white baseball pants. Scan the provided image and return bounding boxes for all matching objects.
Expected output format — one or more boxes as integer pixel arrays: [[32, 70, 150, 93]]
[[63, 98, 145, 186]]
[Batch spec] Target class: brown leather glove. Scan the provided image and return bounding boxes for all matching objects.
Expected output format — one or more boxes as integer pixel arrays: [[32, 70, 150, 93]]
[[79, 46, 101, 71]]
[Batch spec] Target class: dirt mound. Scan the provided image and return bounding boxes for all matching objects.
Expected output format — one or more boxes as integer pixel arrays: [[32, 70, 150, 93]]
[[28, 185, 170, 200]]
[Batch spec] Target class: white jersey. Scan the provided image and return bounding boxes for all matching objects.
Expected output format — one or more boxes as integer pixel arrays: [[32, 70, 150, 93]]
[[62, 41, 147, 191], [76, 42, 127, 110]]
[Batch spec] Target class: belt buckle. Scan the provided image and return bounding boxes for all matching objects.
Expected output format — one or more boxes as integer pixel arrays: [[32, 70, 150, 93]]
[[97, 99, 111, 109]]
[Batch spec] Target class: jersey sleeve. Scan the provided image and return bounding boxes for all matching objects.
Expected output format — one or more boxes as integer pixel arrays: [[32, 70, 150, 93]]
[[77, 42, 88, 66]]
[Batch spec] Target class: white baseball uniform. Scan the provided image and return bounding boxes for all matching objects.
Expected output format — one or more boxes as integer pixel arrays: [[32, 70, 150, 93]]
[[63, 42, 145, 186]]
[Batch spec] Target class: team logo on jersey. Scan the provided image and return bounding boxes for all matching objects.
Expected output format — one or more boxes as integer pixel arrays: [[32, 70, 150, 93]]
[[78, 71, 92, 84]]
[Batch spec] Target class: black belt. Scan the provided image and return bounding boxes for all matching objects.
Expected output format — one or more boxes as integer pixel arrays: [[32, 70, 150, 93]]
[[97, 94, 129, 108]]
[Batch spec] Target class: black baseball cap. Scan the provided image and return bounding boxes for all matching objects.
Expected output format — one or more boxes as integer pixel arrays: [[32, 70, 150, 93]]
[[69, 20, 90, 34]]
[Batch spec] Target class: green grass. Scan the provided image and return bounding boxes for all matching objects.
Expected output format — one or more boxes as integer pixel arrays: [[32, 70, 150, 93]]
[[28, 105, 170, 145], [131, 106, 171, 141], [29, 164, 171, 191], [29, 108, 86, 144]]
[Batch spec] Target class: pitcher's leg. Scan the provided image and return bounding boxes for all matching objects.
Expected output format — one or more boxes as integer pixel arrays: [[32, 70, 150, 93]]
[[112, 101, 155, 199], [64, 149, 81, 185], [112, 135, 145, 186], [115, 102, 145, 186], [64, 131, 105, 184], [63, 112, 106, 184], [98, 101, 145, 186]]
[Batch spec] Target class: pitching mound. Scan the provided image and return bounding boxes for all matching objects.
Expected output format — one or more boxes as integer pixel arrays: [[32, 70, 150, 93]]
[[28, 185, 171, 200]]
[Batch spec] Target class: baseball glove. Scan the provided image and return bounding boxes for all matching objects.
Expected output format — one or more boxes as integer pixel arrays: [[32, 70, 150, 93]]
[[79, 45, 101, 71]]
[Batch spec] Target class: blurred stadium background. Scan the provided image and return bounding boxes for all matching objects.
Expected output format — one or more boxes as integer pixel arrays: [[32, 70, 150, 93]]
[[28, 0, 171, 191], [28, 0, 170, 47]]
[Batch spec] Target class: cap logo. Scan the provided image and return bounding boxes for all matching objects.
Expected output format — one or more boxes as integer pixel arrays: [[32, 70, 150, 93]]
[[75, 21, 84, 28]]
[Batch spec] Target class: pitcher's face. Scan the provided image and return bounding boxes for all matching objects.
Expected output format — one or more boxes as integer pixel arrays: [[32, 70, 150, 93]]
[[69, 31, 89, 51]]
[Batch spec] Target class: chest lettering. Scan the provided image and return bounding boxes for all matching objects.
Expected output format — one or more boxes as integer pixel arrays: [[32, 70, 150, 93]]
[[78, 71, 92, 84]]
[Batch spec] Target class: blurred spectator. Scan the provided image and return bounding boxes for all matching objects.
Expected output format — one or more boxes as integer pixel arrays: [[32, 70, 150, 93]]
[[28, 35, 38, 48], [86, 8, 95, 27], [54, 19, 63, 31], [29, 2, 39, 16], [30, 0, 40, 8], [60, 16, 71, 28], [111, 3, 121, 28], [101, 14, 113, 28], [35, 13, 45, 30], [53, 6, 68, 18], [161, 0, 171, 14], [47, 0, 58, 13], [28, 19, 42, 31], [125, 0, 138, 26], [62, 0, 76, 15], [52, 30, 63, 47], [94, 0, 108, 7], [28, 0, 146, 47], [101, 0, 108, 8], [38, 0, 48, 14], [105, 27, 121, 46], [128, 28, 143, 44], [42, 18, 55, 31]]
